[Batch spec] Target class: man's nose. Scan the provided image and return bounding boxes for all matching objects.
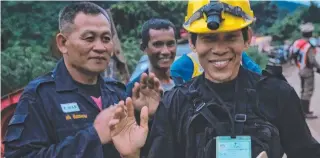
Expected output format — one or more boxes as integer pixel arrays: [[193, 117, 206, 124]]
[[160, 45, 171, 55], [210, 43, 228, 56], [93, 40, 107, 54]]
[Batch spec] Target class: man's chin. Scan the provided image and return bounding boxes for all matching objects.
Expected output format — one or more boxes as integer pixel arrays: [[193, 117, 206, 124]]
[[206, 71, 235, 83], [86, 67, 106, 75], [157, 65, 171, 70]]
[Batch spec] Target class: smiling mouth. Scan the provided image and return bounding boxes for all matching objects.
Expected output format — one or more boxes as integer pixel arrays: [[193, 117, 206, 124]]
[[89, 57, 106, 60], [209, 57, 233, 69], [159, 57, 172, 62]]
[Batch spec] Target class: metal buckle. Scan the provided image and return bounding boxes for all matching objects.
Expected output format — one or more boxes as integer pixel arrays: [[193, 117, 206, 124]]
[[235, 114, 247, 123], [195, 102, 206, 112]]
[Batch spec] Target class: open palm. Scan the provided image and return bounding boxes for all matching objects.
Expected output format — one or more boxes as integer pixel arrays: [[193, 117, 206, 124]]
[[109, 98, 149, 156], [132, 73, 162, 116]]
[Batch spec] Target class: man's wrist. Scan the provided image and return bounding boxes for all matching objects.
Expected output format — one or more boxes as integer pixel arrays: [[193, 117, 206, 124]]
[[92, 125, 111, 144], [121, 150, 140, 158]]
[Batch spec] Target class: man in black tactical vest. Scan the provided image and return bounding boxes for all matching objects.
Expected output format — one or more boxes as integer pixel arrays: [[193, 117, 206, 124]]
[[107, 0, 320, 158], [145, 0, 320, 158]]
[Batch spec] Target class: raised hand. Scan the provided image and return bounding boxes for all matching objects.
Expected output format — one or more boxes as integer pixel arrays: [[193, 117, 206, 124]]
[[93, 105, 118, 144], [109, 97, 149, 157], [132, 72, 163, 116]]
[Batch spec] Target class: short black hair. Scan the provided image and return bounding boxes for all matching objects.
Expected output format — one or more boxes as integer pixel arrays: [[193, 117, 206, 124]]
[[141, 18, 177, 50], [59, 2, 112, 35], [190, 27, 249, 45]]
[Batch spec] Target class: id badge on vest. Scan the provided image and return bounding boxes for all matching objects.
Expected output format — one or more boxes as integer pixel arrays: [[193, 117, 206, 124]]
[[216, 136, 251, 158]]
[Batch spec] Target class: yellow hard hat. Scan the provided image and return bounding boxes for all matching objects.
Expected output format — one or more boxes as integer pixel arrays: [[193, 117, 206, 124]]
[[183, 0, 255, 33]]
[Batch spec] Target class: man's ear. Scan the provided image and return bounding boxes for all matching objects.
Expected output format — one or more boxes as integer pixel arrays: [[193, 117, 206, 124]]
[[140, 41, 148, 54], [56, 33, 68, 54], [244, 27, 253, 50]]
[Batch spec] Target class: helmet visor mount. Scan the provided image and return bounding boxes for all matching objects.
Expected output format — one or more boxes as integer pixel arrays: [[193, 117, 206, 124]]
[[184, 1, 255, 31]]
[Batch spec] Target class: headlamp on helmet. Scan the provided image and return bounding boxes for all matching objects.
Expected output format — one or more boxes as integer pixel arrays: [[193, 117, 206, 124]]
[[184, 1, 255, 32]]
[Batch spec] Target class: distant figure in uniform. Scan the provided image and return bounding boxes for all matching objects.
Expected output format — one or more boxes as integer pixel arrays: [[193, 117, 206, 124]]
[[290, 22, 320, 119]]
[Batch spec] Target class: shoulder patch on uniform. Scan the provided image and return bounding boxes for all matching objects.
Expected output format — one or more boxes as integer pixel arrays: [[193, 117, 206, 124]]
[[24, 72, 54, 93]]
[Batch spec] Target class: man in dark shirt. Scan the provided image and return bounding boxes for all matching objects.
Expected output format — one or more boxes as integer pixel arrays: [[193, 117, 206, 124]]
[[108, 0, 320, 158], [126, 18, 183, 95], [3, 2, 160, 158], [126, 18, 184, 118]]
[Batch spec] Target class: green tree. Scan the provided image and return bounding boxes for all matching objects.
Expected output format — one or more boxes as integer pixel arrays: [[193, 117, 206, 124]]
[[1, 44, 56, 94], [266, 3, 320, 42], [246, 47, 268, 69], [1, 1, 67, 94], [251, 1, 279, 35], [110, 1, 187, 39]]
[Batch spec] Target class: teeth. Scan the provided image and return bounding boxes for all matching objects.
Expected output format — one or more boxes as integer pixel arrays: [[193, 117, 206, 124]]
[[213, 60, 229, 68], [160, 58, 170, 61], [215, 60, 228, 65], [214, 60, 228, 65]]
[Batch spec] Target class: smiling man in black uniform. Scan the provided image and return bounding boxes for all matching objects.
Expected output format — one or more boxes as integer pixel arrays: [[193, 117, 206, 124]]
[[3, 2, 161, 158], [110, 0, 320, 158]]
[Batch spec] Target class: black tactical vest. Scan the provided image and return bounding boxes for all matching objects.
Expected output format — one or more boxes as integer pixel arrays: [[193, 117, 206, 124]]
[[184, 76, 283, 158]]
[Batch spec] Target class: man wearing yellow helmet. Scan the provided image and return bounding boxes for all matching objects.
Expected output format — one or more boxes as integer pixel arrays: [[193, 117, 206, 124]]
[[107, 0, 320, 158], [145, 0, 320, 158]]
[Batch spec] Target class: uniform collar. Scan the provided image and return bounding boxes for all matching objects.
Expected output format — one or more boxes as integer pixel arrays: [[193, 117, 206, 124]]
[[52, 59, 104, 92]]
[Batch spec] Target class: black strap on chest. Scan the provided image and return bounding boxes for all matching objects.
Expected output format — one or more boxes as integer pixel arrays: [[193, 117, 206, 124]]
[[234, 101, 247, 135], [203, 78, 241, 137], [185, 73, 272, 158], [234, 75, 271, 134], [191, 95, 248, 137], [185, 79, 242, 158]]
